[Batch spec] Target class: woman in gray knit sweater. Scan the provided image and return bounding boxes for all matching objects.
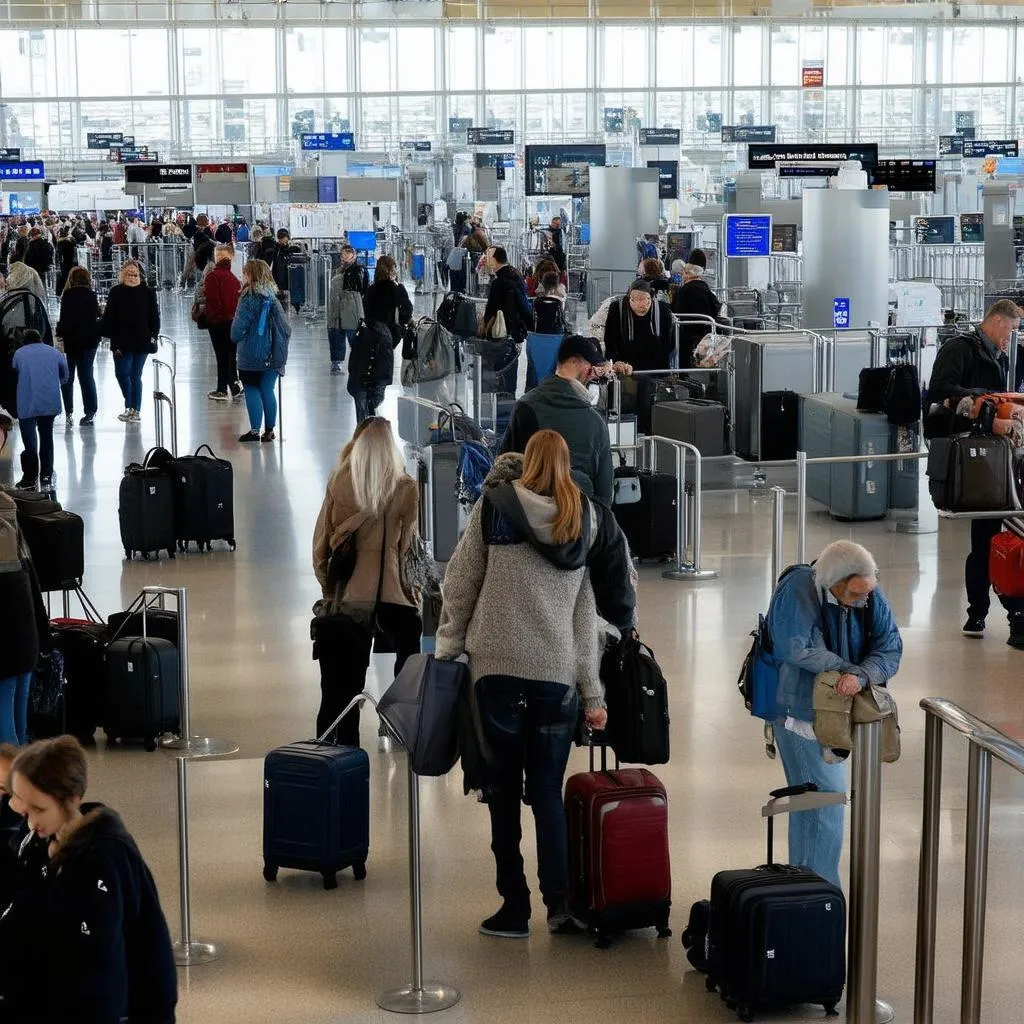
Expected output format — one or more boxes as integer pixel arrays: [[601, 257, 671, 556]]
[[436, 430, 635, 941]]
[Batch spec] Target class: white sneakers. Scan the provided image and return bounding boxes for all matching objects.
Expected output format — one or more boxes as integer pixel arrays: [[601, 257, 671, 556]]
[[117, 409, 141, 422]]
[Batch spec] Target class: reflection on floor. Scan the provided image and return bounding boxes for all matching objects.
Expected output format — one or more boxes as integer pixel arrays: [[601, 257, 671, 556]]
[[4, 292, 1023, 1023]]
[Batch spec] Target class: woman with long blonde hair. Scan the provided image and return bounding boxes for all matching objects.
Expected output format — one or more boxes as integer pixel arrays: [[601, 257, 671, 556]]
[[435, 429, 636, 940], [312, 417, 422, 745]]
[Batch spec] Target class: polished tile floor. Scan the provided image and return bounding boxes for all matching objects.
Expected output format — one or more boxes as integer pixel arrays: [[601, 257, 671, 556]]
[[4, 291, 1024, 1023]]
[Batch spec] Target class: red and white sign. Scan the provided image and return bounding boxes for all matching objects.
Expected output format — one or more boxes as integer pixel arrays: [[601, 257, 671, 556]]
[[196, 163, 248, 182]]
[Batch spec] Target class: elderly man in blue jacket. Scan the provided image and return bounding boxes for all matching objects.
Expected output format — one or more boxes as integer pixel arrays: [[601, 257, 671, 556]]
[[766, 540, 903, 885]]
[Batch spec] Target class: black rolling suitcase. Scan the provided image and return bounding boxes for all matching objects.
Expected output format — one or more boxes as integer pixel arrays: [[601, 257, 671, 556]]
[[118, 447, 176, 560], [759, 390, 800, 461], [170, 444, 236, 552], [103, 637, 180, 751], [612, 470, 677, 560], [263, 718, 370, 890], [701, 784, 847, 1022], [927, 433, 1015, 512], [18, 509, 85, 591], [108, 608, 179, 647], [50, 618, 110, 743]]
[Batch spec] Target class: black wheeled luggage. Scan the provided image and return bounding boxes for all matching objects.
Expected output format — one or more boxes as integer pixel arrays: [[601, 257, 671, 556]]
[[103, 637, 180, 751], [18, 509, 85, 591], [927, 433, 1016, 512], [170, 444, 236, 552], [612, 470, 677, 560], [108, 608, 179, 647], [118, 447, 176, 560], [652, 398, 729, 458], [759, 390, 800, 461], [50, 618, 110, 742]]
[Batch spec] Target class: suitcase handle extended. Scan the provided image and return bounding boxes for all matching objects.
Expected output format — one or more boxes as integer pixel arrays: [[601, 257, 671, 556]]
[[762, 785, 848, 866], [586, 729, 620, 773], [315, 691, 386, 745]]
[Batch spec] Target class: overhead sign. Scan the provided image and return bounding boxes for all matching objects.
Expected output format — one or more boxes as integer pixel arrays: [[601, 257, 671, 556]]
[[749, 143, 878, 169], [833, 297, 851, 330], [448, 117, 473, 133], [474, 152, 516, 169], [722, 125, 777, 144], [705, 113, 722, 132], [725, 214, 772, 258], [401, 141, 432, 152], [467, 128, 514, 146], [123, 163, 193, 185], [87, 132, 123, 149], [0, 149, 21, 162], [603, 108, 625, 133], [955, 110, 975, 131], [963, 139, 1019, 159], [196, 162, 248, 181], [639, 128, 680, 146], [119, 149, 155, 163], [939, 134, 965, 156], [647, 160, 679, 200], [0, 161, 44, 181], [802, 60, 824, 87], [300, 132, 355, 151], [778, 166, 837, 179]]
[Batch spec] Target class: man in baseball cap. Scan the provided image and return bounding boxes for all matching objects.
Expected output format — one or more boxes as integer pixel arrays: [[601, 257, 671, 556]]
[[500, 335, 616, 505]]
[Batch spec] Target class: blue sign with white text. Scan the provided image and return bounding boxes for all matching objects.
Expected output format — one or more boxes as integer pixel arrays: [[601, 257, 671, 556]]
[[833, 297, 851, 329], [300, 132, 355, 152], [725, 215, 772, 258], [0, 161, 44, 181]]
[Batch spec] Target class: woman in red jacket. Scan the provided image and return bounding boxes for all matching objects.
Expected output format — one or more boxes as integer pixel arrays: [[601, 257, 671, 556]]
[[204, 244, 242, 401]]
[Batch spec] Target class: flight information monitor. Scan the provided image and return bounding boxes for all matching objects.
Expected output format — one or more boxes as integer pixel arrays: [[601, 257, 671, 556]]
[[870, 160, 937, 193], [524, 144, 607, 196]]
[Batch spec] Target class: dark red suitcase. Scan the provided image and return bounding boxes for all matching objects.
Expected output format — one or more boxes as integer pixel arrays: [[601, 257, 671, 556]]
[[565, 742, 672, 946]]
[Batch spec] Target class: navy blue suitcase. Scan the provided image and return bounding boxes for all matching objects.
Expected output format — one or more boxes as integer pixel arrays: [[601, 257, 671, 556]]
[[262, 739, 369, 890]]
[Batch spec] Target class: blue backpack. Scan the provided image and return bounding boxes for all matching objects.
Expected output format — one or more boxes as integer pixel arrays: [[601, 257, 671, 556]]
[[456, 441, 493, 506]]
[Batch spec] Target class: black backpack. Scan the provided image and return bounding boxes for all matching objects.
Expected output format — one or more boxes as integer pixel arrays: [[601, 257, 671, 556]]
[[533, 296, 566, 336]]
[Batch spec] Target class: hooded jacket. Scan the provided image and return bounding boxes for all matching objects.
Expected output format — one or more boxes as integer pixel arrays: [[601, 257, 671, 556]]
[[501, 374, 613, 506], [766, 564, 903, 723], [435, 453, 636, 706], [671, 278, 722, 366], [231, 290, 291, 372], [12, 336, 68, 419], [0, 804, 177, 1024], [484, 264, 535, 342]]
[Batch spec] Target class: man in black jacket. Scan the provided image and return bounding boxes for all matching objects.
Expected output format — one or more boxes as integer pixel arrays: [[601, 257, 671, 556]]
[[928, 298, 1024, 644], [484, 247, 535, 343], [23, 229, 53, 285], [670, 249, 722, 367]]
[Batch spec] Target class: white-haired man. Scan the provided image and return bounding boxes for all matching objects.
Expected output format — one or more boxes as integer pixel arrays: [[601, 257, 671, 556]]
[[765, 541, 903, 886], [669, 248, 721, 367]]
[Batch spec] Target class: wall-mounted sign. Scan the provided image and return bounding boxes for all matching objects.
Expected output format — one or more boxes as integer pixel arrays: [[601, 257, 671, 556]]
[[123, 163, 193, 185], [802, 60, 824, 88], [300, 132, 355, 151], [639, 128, 680, 146], [963, 139, 1019, 159], [772, 223, 798, 253], [0, 149, 21, 162], [0, 161, 45, 181], [87, 132, 123, 149], [749, 143, 878, 169], [722, 125, 777, 144], [647, 160, 679, 200], [725, 214, 772, 258], [401, 141, 432, 152], [467, 128, 514, 146], [833, 297, 850, 329]]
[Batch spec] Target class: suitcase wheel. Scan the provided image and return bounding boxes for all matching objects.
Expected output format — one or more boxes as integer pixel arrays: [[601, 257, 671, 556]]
[[322, 872, 338, 891], [737, 1009, 754, 1024], [352, 861, 367, 881], [657, 924, 672, 939], [594, 932, 612, 950], [144, 736, 157, 752], [823, 1005, 839, 1018], [124, 549, 132, 560], [229, 540, 237, 551], [705, 977, 716, 993], [263, 862, 278, 883]]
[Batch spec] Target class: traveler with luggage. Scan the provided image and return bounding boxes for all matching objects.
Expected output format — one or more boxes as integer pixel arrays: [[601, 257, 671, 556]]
[[203, 245, 242, 402], [927, 298, 1024, 644], [57, 267, 102, 427], [311, 416, 423, 746], [0, 736, 178, 1022], [434, 430, 636, 939], [326, 244, 369, 375], [231, 258, 291, 443], [347, 255, 412, 421], [483, 247, 535, 343], [766, 541, 902, 885], [501, 336, 621, 506], [11, 328, 68, 490], [533, 271, 568, 336], [101, 259, 160, 424], [6, 260, 48, 309], [266, 228, 297, 302], [670, 249, 722, 367]]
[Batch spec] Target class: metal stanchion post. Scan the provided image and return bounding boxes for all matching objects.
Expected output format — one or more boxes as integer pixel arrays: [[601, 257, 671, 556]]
[[961, 744, 992, 1024], [847, 719, 894, 1024], [796, 449, 807, 564], [612, 376, 623, 447], [377, 761, 460, 1014], [770, 485, 785, 587], [277, 375, 284, 443], [473, 353, 482, 423], [914, 713, 944, 1024], [172, 756, 223, 966]]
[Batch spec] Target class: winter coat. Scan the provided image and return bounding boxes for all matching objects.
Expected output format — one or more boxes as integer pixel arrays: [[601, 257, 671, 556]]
[[484, 265, 535, 342], [435, 453, 636, 703], [0, 493, 42, 680], [501, 375, 613, 506], [203, 263, 241, 325], [266, 242, 298, 293], [57, 285, 102, 356], [214, 222, 233, 244], [23, 237, 53, 280], [328, 262, 368, 331], [230, 290, 291, 372], [312, 465, 419, 610], [671, 278, 722, 366], [12, 339, 68, 419], [767, 564, 903, 723], [0, 804, 177, 1024], [100, 283, 160, 355], [363, 279, 413, 345], [603, 295, 675, 372]]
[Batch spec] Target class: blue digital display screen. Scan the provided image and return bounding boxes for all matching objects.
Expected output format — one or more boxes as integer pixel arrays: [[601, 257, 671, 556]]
[[725, 215, 772, 258], [300, 132, 355, 151]]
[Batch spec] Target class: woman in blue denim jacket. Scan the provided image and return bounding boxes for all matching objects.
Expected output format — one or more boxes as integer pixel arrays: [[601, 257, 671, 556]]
[[766, 540, 902, 885], [231, 259, 291, 443]]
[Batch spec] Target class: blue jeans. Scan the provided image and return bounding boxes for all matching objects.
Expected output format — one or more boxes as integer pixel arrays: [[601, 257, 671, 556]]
[[243, 370, 279, 431], [328, 328, 353, 363], [20, 415, 56, 479], [774, 723, 847, 887], [62, 346, 98, 417], [478, 676, 579, 914], [0, 673, 31, 745], [113, 350, 148, 411]]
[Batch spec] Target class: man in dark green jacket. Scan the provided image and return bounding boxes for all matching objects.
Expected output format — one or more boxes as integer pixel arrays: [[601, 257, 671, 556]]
[[500, 335, 614, 506]]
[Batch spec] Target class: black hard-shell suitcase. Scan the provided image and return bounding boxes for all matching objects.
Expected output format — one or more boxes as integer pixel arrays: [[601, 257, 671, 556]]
[[759, 390, 800, 461], [118, 447, 176, 560], [19, 509, 85, 591], [51, 618, 110, 742], [652, 398, 729, 458], [170, 444, 236, 552], [263, 736, 370, 890], [612, 470, 677, 560], [103, 637, 180, 751]]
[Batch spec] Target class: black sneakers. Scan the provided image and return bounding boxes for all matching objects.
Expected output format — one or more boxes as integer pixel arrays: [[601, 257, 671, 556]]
[[479, 903, 530, 939], [1008, 617, 1024, 650], [547, 909, 586, 936], [962, 615, 986, 638]]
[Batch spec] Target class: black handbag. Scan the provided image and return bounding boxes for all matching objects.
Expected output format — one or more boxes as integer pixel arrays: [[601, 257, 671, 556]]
[[327, 533, 357, 589]]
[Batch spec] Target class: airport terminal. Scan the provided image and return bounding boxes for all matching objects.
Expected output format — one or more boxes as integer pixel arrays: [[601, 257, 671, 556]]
[[1, 2, 1024, 1022]]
